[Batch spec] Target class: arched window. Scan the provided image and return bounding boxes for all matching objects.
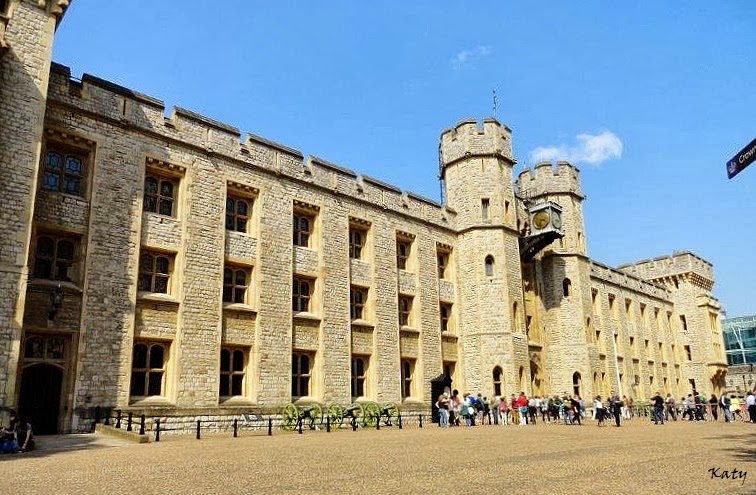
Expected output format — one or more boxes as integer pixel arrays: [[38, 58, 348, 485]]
[[511, 301, 520, 332], [130, 342, 167, 397], [572, 371, 582, 397], [492, 366, 503, 396], [585, 317, 592, 342], [563, 278, 571, 297], [485, 255, 494, 277], [518, 366, 525, 391]]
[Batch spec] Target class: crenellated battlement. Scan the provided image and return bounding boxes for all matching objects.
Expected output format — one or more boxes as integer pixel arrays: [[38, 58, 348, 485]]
[[516, 161, 584, 201], [46, 63, 455, 229], [617, 251, 714, 285], [439, 117, 513, 173]]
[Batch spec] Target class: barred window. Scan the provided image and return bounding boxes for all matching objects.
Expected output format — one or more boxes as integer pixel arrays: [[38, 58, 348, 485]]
[[291, 352, 312, 398], [292, 278, 312, 312], [350, 286, 367, 320], [219, 347, 246, 397], [401, 359, 414, 399], [144, 175, 177, 216], [351, 356, 367, 398], [223, 266, 250, 304], [42, 149, 85, 197], [33, 235, 77, 282], [396, 240, 411, 270], [293, 213, 313, 247], [349, 228, 365, 259], [130, 342, 167, 397], [226, 196, 251, 233], [398, 296, 413, 327], [138, 251, 172, 294], [440, 303, 452, 333]]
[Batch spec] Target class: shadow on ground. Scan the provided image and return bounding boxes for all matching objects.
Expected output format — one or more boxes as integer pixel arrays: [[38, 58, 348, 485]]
[[0, 433, 129, 461]]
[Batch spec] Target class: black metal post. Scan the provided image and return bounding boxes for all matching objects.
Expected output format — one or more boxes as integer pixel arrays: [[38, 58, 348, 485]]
[[326, 415, 330, 433], [196, 420, 201, 440], [398, 412, 403, 429], [127, 412, 133, 432], [94, 406, 101, 426], [104, 408, 110, 426], [419, 414, 423, 428], [268, 417, 272, 436], [139, 414, 145, 435], [351, 415, 357, 431], [155, 419, 161, 442], [116, 409, 122, 429], [298, 417, 303, 434], [233, 419, 238, 438], [376, 414, 380, 430]]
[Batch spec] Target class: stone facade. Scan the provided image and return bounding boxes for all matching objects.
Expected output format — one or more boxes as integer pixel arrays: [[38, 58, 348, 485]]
[[0, 0, 728, 433]]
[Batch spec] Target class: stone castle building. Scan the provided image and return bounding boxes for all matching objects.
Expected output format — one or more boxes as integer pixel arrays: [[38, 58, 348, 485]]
[[0, 1, 728, 433]]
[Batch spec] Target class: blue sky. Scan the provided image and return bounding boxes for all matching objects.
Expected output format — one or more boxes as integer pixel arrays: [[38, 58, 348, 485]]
[[53, 1, 755, 317]]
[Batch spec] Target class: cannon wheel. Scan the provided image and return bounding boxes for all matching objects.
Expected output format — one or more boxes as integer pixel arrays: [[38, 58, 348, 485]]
[[281, 403, 299, 431], [382, 402, 400, 425], [302, 402, 323, 429], [327, 403, 344, 428], [350, 401, 365, 425], [363, 401, 380, 427]]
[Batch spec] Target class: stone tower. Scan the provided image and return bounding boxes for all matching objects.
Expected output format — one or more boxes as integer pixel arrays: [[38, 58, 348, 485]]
[[517, 162, 593, 397], [439, 118, 528, 396], [0, 0, 71, 412]]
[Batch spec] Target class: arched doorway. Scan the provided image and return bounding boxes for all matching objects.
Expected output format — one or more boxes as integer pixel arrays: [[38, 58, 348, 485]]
[[19, 363, 63, 434], [572, 371, 582, 397]]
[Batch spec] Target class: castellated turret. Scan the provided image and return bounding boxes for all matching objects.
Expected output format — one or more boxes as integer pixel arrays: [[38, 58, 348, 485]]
[[438, 118, 527, 395], [440, 118, 516, 231]]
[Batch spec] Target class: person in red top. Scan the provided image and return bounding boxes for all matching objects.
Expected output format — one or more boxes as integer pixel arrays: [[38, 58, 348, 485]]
[[516, 392, 529, 426]]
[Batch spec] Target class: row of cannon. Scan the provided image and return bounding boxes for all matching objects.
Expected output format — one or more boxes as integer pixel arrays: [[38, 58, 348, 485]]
[[280, 401, 401, 430]]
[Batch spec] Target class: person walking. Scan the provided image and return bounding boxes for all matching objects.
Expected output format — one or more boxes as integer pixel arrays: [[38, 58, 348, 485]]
[[708, 393, 719, 421], [746, 391, 756, 423], [610, 391, 622, 427], [650, 392, 665, 425], [436, 393, 450, 428], [594, 396, 605, 427]]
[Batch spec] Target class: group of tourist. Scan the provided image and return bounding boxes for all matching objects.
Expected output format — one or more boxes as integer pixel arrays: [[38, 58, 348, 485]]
[[435, 389, 756, 428], [0, 411, 34, 454]]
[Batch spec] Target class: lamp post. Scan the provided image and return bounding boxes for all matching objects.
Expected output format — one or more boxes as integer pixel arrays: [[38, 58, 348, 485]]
[[48, 284, 65, 321]]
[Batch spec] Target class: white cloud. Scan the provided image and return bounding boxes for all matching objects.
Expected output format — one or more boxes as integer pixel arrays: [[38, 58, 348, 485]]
[[529, 131, 623, 166], [451, 45, 491, 68]]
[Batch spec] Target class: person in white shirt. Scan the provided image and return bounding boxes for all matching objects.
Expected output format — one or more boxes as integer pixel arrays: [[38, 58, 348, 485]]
[[746, 391, 756, 423]]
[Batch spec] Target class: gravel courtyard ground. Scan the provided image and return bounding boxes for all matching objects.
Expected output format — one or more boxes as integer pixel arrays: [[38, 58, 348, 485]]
[[0, 420, 753, 495]]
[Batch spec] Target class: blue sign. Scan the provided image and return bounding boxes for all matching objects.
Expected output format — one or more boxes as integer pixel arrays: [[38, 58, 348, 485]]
[[727, 137, 756, 179]]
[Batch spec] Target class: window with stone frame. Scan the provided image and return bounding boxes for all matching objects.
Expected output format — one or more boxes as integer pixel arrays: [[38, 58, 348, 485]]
[[219, 347, 247, 397], [350, 286, 368, 320], [223, 265, 251, 304], [396, 234, 414, 270], [437, 244, 452, 280], [226, 195, 252, 233], [292, 277, 313, 312], [33, 234, 79, 282], [401, 358, 415, 399], [348, 219, 370, 260], [291, 351, 313, 398], [351, 355, 368, 398], [440, 302, 453, 333], [41, 146, 87, 197], [138, 250, 174, 294], [130, 341, 168, 397], [143, 173, 178, 217], [293, 202, 319, 248], [398, 295, 413, 327]]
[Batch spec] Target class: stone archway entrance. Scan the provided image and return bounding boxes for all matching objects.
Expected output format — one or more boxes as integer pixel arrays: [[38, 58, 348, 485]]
[[19, 363, 63, 434]]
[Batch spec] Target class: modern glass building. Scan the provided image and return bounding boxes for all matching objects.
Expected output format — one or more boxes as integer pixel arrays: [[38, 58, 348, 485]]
[[723, 315, 756, 365]]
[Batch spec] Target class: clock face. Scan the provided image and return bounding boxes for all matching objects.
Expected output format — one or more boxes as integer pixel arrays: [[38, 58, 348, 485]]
[[533, 210, 550, 230], [552, 211, 562, 229]]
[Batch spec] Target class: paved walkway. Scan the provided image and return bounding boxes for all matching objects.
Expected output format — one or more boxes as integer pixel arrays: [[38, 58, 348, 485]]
[[0, 420, 753, 494]]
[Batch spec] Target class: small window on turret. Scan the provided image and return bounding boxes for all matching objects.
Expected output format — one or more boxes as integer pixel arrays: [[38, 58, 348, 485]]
[[562, 278, 571, 297], [481, 198, 490, 222], [485, 255, 494, 277]]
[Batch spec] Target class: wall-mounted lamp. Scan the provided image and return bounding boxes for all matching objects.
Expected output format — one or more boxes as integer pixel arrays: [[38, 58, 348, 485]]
[[48, 284, 65, 321]]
